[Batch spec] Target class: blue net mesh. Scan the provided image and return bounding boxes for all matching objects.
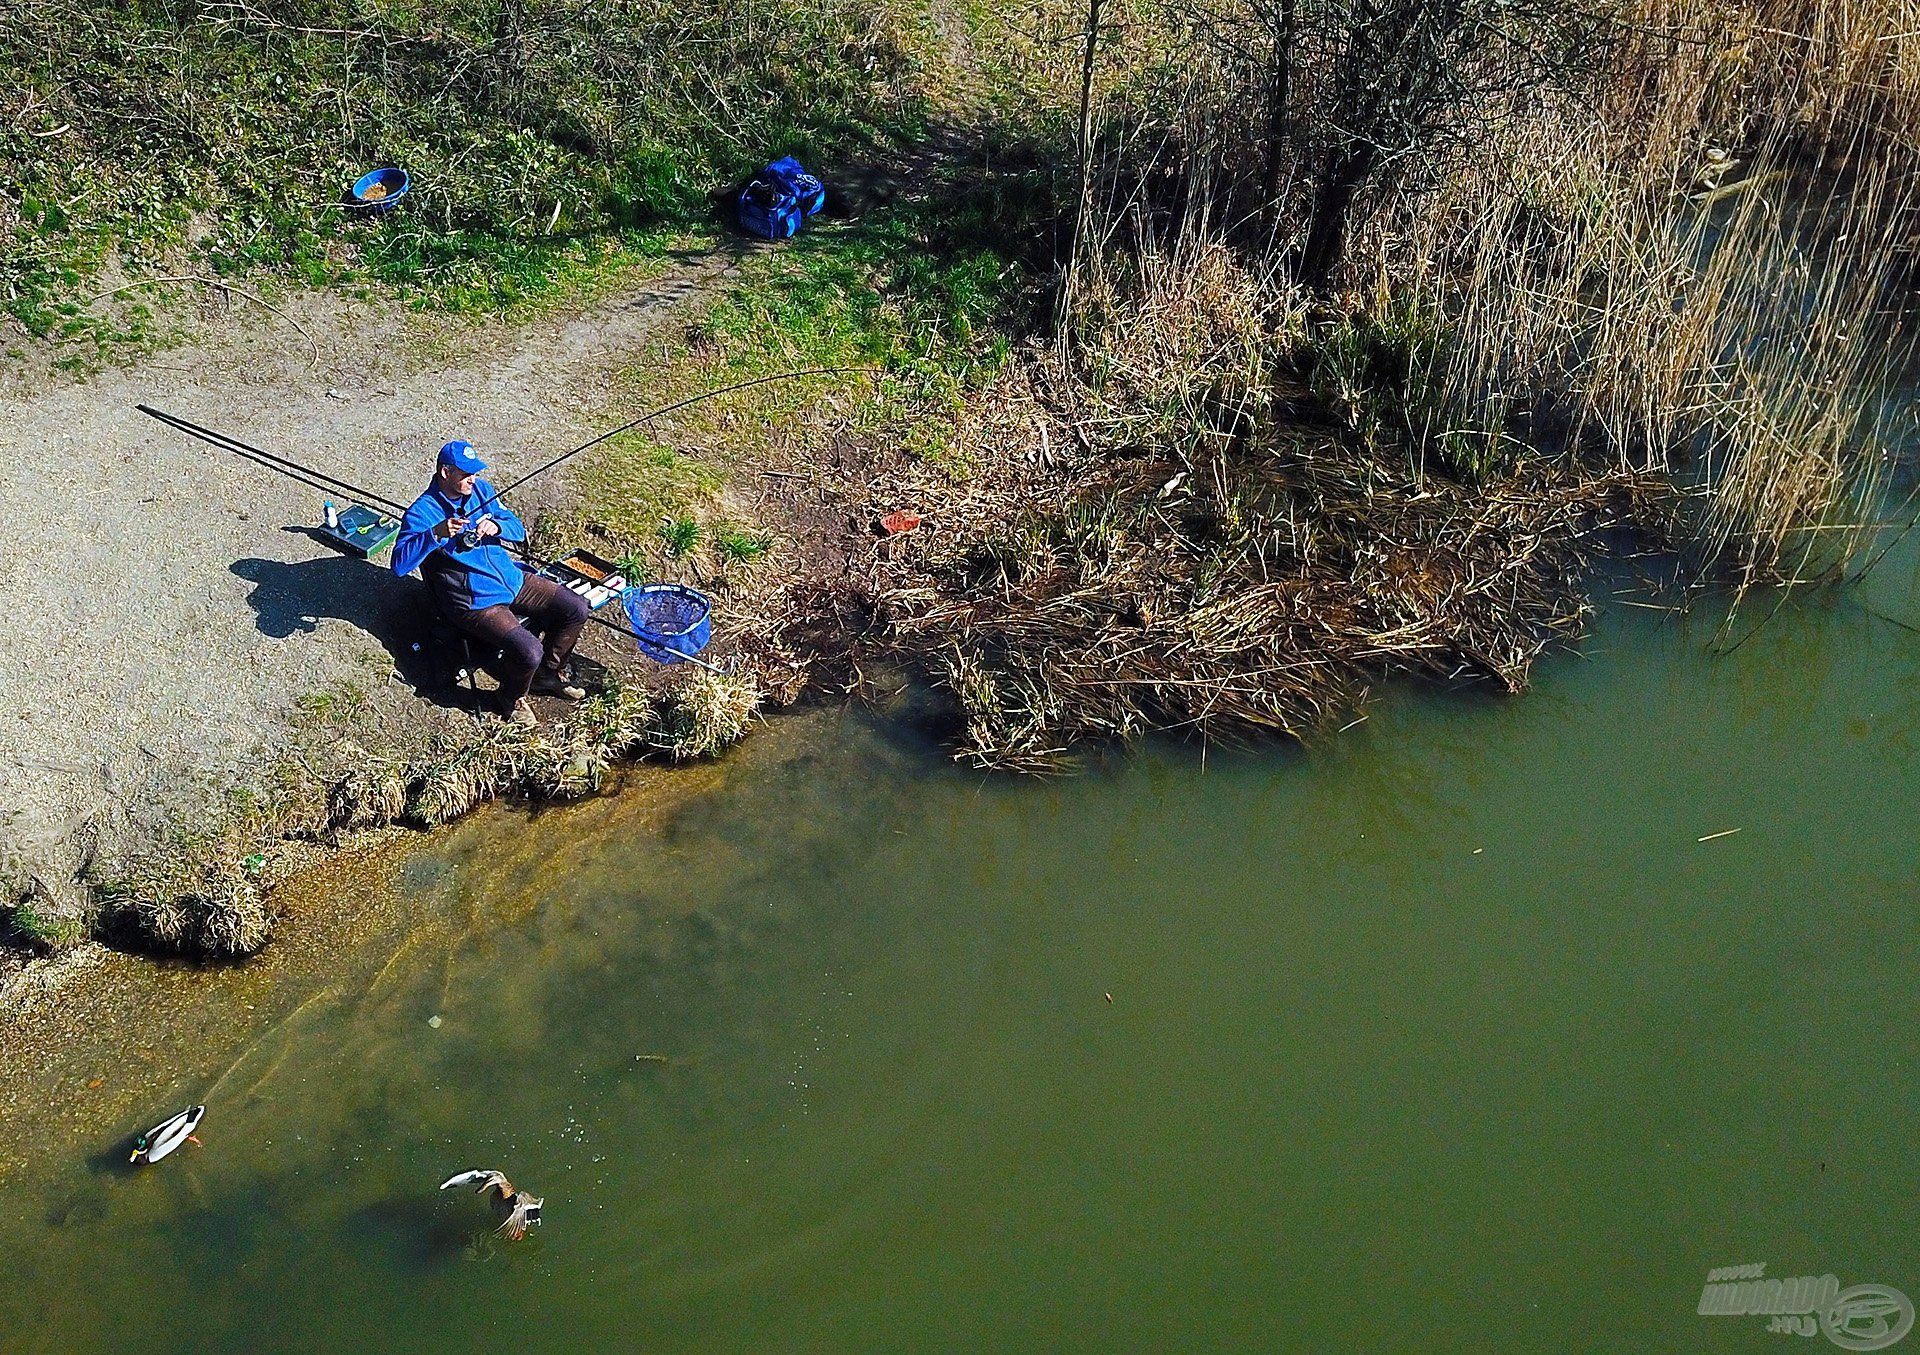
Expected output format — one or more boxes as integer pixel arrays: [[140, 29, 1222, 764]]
[[621, 585, 712, 663]]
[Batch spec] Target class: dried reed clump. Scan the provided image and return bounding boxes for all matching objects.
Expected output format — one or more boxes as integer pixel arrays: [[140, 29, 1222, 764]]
[[99, 860, 273, 959], [526, 740, 611, 799], [881, 448, 1638, 769], [521, 723, 610, 800], [569, 681, 659, 757], [327, 744, 410, 833], [1632, 0, 1920, 148], [650, 671, 760, 760], [404, 724, 533, 827], [404, 683, 668, 817], [1374, 104, 1917, 591], [185, 876, 273, 958], [537, 681, 659, 790]]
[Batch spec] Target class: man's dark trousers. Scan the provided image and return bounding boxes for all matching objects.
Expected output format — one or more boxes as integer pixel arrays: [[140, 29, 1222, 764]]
[[451, 574, 589, 713]]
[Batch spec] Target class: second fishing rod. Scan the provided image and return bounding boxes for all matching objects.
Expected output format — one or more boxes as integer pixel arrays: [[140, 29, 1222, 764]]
[[143, 365, 873, 538], [462, 365, 877, 522]]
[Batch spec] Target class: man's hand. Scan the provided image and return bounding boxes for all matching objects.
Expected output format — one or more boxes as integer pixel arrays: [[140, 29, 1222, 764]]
[[474, 516, 501, 540], [434, 516, 469, 541]]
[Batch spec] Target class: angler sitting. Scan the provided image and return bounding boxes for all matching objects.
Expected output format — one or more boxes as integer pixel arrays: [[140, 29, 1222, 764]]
[[392, 440, 588, 725]]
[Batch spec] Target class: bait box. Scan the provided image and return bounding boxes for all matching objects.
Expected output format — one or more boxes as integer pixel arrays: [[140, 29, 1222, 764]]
[[536, 549, 627, 612]]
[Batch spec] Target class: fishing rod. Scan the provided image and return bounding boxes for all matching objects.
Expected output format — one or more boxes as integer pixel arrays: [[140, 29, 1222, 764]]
[[145, 364, 879, 528], [138, 404, 410, 515], [140, 371, 880, 668], [464, 365, 880, 520], [140, 403, 673, 657]]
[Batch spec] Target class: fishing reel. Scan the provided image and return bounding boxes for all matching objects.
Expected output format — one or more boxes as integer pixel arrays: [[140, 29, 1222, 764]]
[[457, 514, 493, 551]]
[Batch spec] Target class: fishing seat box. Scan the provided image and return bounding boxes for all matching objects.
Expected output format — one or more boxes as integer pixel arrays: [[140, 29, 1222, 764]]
[[737, 157, 827, 240]]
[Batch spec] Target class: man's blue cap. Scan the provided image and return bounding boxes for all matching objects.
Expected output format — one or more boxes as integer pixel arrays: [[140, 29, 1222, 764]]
[[438, 440, 486, 473]]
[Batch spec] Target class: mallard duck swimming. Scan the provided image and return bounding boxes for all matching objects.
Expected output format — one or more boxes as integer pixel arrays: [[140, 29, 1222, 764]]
[[130, 1105, 205, 1165], [438, 1169, 544, 1239]]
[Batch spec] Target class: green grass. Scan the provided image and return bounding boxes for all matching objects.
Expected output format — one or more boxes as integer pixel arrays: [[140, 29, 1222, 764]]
[[1, 0, 936, 365], [546, 184, 1042, 565], [1307, 293, 1512, 481], [294, 680, 367, 726], [7, 897, 84, 950], [714, 524, 774, 563], [612, 552, 651, 584], [561, 437, 724, 551]]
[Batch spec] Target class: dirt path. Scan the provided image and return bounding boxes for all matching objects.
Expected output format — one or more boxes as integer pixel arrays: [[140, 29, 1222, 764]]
[[0, 244, 749, 903]]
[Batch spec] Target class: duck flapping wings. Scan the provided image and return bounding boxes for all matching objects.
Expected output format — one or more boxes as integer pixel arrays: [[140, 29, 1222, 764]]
[[439, 1169, 545, 1240]]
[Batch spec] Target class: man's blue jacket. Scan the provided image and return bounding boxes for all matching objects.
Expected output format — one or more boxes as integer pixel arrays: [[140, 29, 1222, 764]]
[[391, 479, 529, 612]]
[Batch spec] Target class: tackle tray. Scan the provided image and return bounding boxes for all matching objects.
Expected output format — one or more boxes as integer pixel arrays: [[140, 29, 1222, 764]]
[[535, 548, 628, 612], [317, 503, 401, 558]]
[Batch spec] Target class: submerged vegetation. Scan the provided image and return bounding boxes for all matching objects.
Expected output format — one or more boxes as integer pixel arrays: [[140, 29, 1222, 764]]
[[86, 671, 758, 959]]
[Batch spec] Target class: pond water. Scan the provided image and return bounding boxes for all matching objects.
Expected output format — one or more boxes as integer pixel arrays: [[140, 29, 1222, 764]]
[[2, 557, 1917, 1353]]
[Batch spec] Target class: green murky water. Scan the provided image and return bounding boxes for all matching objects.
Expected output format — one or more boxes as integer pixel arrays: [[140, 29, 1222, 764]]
[[4, 559, 1919, 1352]]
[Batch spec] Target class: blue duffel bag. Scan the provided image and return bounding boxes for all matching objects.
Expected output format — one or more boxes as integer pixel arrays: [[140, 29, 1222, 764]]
[[737, 156, 827, 239], [766, 156, 827, 216]]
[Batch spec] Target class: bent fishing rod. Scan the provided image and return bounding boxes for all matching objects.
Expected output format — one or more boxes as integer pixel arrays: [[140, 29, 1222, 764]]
[[462, 364, 879, 520]]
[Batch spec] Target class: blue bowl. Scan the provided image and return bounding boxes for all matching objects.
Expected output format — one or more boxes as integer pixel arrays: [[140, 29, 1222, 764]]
[[350, 167, 409, 213]]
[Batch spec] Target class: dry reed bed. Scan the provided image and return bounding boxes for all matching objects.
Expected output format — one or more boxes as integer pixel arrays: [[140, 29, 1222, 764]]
[[877, 452, 1643, 770], [870, 245, 1656, 769], [1394, 1, 1920, 585], [1065, 0, 1920, 596], [1378, 101, 1919, 593], [676, 0, 1920, 773]]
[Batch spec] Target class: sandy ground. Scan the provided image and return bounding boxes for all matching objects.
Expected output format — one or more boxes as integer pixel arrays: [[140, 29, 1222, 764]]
[[0, 245, 748, 900]]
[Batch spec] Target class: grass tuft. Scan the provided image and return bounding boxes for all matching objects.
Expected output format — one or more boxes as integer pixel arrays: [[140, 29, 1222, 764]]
[[96, 862, 273, 960], [713, 524, 774, 564], [658, 516, 703, 557], [6, 887, 87, 952], [326, 746, 411, 833]]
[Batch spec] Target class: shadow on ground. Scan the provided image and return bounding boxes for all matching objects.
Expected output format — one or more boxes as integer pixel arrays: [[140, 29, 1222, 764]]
[[229, 537, 478, 710], [228, 534, 623, 718]]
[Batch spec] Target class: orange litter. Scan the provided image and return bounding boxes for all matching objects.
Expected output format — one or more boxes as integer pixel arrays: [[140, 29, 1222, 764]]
[[879, 510, 921, 536]]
